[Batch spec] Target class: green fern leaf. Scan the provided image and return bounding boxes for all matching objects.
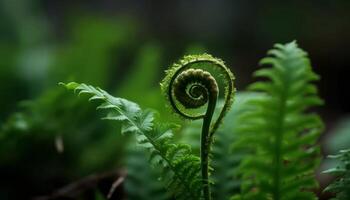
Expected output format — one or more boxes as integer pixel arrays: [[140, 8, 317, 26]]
[[61, 82, 202, 199], [234, 41, 324, 200], [323, 149, 350, 200]]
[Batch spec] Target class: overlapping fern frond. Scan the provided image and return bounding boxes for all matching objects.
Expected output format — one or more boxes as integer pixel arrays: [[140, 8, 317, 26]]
[[233, 41, 324, 200], [323, 149, 350, 200], [62, 82, 202, 199]]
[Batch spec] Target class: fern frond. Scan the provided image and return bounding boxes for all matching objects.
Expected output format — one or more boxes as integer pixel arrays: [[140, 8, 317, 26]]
[[61, 82, 202, 199], [234, 41, 324, 200], [323, 149, 350, 200]]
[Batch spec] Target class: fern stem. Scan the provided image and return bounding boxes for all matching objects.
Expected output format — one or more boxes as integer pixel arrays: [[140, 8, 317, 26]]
[[273, 98, 284, 200], [201, 94, 217, 200], [272, 62, 291, 200]]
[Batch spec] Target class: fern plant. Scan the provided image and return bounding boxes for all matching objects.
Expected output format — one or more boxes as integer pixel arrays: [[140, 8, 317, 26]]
[[60, 42, 332, 200], [61, 54, 235, 200], [232, 41, 324, 200], [323, 149, 350, 200]]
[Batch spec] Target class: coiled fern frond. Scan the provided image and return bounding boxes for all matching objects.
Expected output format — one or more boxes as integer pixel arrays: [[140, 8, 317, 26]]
[[61, 82, 202, 199], [160, 54, 235, 130], [323, 149, 350, 200], [233, 41, 324, 200], [161, 54, 235, 200]]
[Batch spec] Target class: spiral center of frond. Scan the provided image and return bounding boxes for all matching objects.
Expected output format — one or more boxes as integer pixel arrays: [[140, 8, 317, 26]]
[[188, 84, 206, 100], [173, 69, 218, 109]]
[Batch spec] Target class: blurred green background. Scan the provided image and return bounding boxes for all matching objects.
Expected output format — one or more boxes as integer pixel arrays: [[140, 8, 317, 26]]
[[0, 0, 349, 199]]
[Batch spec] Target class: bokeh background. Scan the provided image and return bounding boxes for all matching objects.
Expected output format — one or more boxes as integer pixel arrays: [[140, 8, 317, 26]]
[[1, 0, 350, 199]]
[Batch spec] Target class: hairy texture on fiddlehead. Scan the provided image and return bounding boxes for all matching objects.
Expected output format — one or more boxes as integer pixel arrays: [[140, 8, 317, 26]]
[[161, 54, 235, 130], [161, 54, 235, 200]]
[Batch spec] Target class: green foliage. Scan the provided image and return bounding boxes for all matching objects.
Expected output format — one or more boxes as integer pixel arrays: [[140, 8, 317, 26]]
[[56, 42, 332, 200], [62, 82, 202, 199], [323, 149, 350, 200], [0, 87, 123, 179], [0, 21, 216, 197], [0, 14, 141, 199], [233, 41, 324, 200]]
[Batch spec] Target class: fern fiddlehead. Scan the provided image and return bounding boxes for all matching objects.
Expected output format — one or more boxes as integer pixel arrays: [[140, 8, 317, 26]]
[[161, 54, 235, 200]]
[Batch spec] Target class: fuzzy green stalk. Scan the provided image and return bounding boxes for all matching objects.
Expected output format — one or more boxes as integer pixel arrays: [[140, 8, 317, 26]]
[[201, 94, 217, 200]]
